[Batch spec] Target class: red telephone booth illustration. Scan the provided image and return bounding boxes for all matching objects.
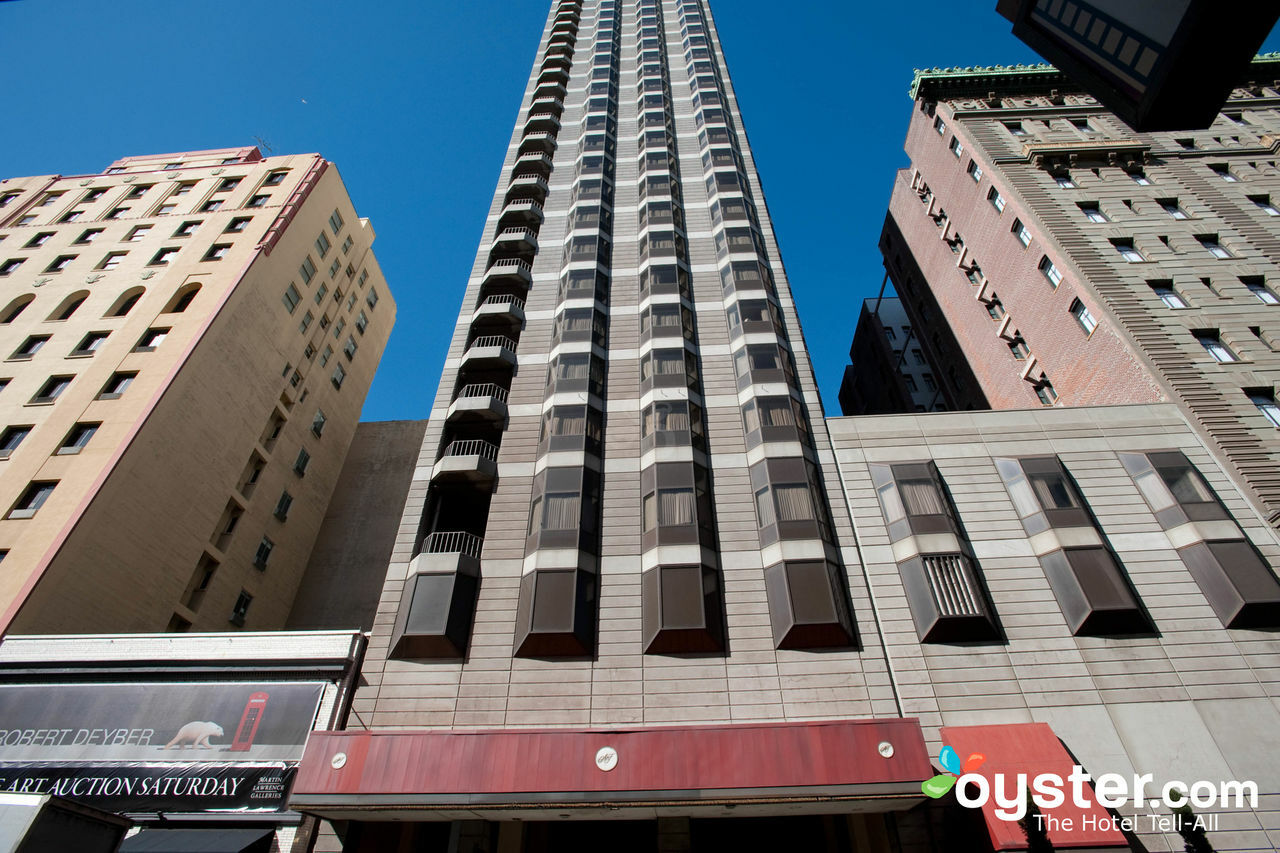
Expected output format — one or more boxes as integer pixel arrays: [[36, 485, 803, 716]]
[[231, 691, 269, 752]]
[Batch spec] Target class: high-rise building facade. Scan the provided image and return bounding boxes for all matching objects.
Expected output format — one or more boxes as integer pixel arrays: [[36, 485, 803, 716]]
[[0, 147, 394, 634], [880, 60, 1280, 530], [288, 10, 1280, 853]]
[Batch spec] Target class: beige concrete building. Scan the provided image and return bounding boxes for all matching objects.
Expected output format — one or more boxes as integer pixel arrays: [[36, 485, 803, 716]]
[[0, 146, 394, 635]]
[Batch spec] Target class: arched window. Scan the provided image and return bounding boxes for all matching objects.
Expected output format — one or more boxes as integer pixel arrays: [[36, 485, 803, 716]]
[[0, 294, 34, 324], [106, 287, 145, 318], [47, 290, 89, 321], [162, 282, 201, 314]]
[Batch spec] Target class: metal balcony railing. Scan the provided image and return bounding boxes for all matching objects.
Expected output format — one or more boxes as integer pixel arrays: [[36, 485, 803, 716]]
[[420, 531, 483, 559], [478, 294, 525, 310], [466, 335, 517, 352], [440, 440, 499, 461], [485, 258, 532, 275], [454, 383, 509, 402]]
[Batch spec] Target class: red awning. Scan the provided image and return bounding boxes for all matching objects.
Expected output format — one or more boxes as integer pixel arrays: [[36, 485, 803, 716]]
[[940, 723, 1130, 851], [290, 718, 931, 819]]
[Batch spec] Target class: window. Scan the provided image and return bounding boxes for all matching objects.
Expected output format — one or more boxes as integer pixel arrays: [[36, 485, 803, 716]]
[[1159, 199, 1188, 219], [343, 335, 357, 360], [45, 255, 75, 273], [355, 310, 368, 334], [315, 232, 331, 257], [1038, 256, 1062, 287], [1036, 379, 1059, 405], [1012, 219, 1031, 246], [97, 372, 135, 400], [328, 258, 340, 278], [1249, 391, 1280, 428], [1210, 164, 1237, 182], [105, 206, 128, 220], [127, 185, 151, 199], [0, 259, 25, 276], [273, 490, 293, 520], [341, 235, 353, 254], [1078, 203, 1107, 222], [985, 296, 1006, 320], [280, 284, 303, 315], [1176, 137, 1196, 150], [987, 187, 1005, 212], [293, 448, 311, 476], [70, 331, 109, 356], [1244, 279, 1279, 304], [949, 137, 963, 158], [328, 209, 345, 234], [933, 116, 946, 135], [202, 243, 230, 261], [331, 363, 346, 389], [24, 233, 52, 249], [1150, 282, 1187, 308], [298, 311, 313, 334], [345, 291, 356, 311], [15, 216, 35, 226], [1113, 240, 1144, 262], [1250, 195, 1280, 216], [37, 192, 63, 207], [217, 177, 241, 192], [967, 160, 982, 182], [134, 328, 168, 352], [8, 481, 56, 519], [199, 200, 223, 213], [11, 336, 49, 360], [91, 250, 128, 271], [1008, 336, 1030, 360], [303, 343, 315, 361], [1197, 235, 1232, 258], [1197, 332, 1237, 362], [253, 537, 273, 570], [0, 426, 32, 459], [163, 163, 181, 171], [0, 296, 33, 323], [230, 591, 252, 626], [314, 283, 328, 304], [366, 287, 379, 309], [299, 257, 317, 284], [149, 247, 179, 266], [59, 211, 83, 223], [0, 192, 19, 207], [125, 225, 152, 242], [226, 217, 250, 233], [1004, 121, 1027, 136], [1054, 174, 1076, 188], [108, 289, 144, 317], [247, 194, 269, 208], [172, 182, 195, 195], [164, 284, 200, 314], [264, 171, 287, 187], [1070, 299, 1097, 335], [155, 203, 176, 215], [1071, 118, 1092, 132], [311, 409, 326, 437], [73, 229, 103, 244], [173, 221, 200, 237], [56, 422, 98, 455], [31, 376, 72, 404]]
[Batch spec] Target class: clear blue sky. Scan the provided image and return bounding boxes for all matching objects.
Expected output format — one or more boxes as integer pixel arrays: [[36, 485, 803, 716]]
[[1, 2, 1276, 421]]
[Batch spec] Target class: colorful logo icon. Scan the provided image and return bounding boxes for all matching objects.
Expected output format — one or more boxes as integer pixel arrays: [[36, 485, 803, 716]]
[[922, 744, 986, 798]]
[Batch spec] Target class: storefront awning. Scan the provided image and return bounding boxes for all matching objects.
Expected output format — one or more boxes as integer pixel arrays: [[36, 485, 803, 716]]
[[119, 827, 274, 853], [290, 718, 932, 821]]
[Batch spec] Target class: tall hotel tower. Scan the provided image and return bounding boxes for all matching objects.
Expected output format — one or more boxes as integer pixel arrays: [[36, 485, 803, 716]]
[[292, 0, 932, 850]]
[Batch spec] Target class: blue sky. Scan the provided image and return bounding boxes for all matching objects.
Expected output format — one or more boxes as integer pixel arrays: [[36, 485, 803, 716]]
[[1, 2, 1276, 421]]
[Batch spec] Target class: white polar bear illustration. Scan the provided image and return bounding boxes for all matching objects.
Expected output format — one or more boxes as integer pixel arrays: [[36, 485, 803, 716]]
[[164, 721, 224, 750]]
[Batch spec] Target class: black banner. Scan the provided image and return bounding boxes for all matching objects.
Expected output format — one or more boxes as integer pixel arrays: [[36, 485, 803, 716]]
[[0, 763, 296, 813]]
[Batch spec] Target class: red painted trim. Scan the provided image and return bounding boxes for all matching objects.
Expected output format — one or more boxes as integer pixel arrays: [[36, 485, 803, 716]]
[[940, 723, 1128, 850], [292, 719, 931, 806], [258, 160, 329, 257]]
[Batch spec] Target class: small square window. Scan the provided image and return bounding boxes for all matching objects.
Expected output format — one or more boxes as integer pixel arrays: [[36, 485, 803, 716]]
[[125, 225, 152, 242], [1197, 332, 1237, 362], [1039, 256, 1063, 287], [1071, 118, 1092, 132], [314, 283, 328, 305], [1159, 199, 1188, 219], [1012, 219, 1031, 247], [1197, 235, 1232, 259], [217, 177, 241, 192], [328, 258, 340, 278], [0, 192, 20, 207], [1113, 240, 1144, 262], [253, 537, 274, 569], [97, 372, 135, 400], [298, 310, 313, 332], [226, 217, 251, 233], [987, 187, 1005, 212], [311, 409, 327, 437], [172, 182, 195, 196], [105, 206, 128, 220], [1008, 337, 1030, 360], [173, 221, 200, 238], [44, 255, 76, 273], [0, 259, 24, 276], [127, 185, 151, 199], [1128, 170, 1151, 186], [97, 252, 127, 270], [1004, 121, 1027, 136], [8, 481, 57, 519], [366, 287, 379, 308], [70, 331, 109, 356], [15, 216, 35, 226], [31, 375, 73, 404], [230, 591, 252, 625], [331, 363, 347, 389], [299, 257, 317, 284], [341, 235, 353, 254], [274, 490, 293, 521], [328, 209, 345, 234], [264, 171, 287, 187], [38, 192, 64, 208], [1250, 195, 1280, 216], [1150, 283, 1187, 309], [199, 200, 223, 213], [202, 243, 230, 261], [134, 327, 169, 352], [1249, 391, 1280, 428], [149, 247, 179, 266], [57, 422, 99, 455], [282, 285, 301, 314], [315, 232, 331, 258], [0, 425, 32, 459], [1210, 164, 1237, 182], [59, 210, 83, 224], [1078, 203, 1107, 223], [293, 448, 311, 476], [247, 194, 269, 208], [24, 233, 52, 249], [163, 163, 182, 171], [320, 345, 333, 366], [343, 335, 357, 360], [73, 229, 103, 244], [12, 336, 50, 360], [933, 116, 946, 135], [155, 204, 177, 216], [966, 160, 982, 182], [1035, 379, 1059, 406], [1244, 279, 1279, 304], [355, 310, 369, 334], [1070, 299, 1097, 335], [949, 137, 963, 158]]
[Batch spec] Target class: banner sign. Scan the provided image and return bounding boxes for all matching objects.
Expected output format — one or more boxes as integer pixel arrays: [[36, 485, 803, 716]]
[[0, 763, 296, 813], [0, 682, 325, 764]]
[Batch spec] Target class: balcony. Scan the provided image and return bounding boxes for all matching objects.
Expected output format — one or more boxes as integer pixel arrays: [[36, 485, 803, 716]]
[[529, 96, 564, 118], [523, 112, 562, 136], [533, 82, 567, 102], [518, 131, 557, 155], [389, 532, 482, 660], [489, 227, 539, 258], [447, 383, 509, 423], [538, 66, 570, 89], [514, 151, 554, 178], [460, 334, 518, 370], [499, 198, 545, 229], [544, 41, 574, 60], [471, 293, 525, 326], [432, 439, 499, 485], [506, 173, 550, 205], [481, 257, 532, 292]]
